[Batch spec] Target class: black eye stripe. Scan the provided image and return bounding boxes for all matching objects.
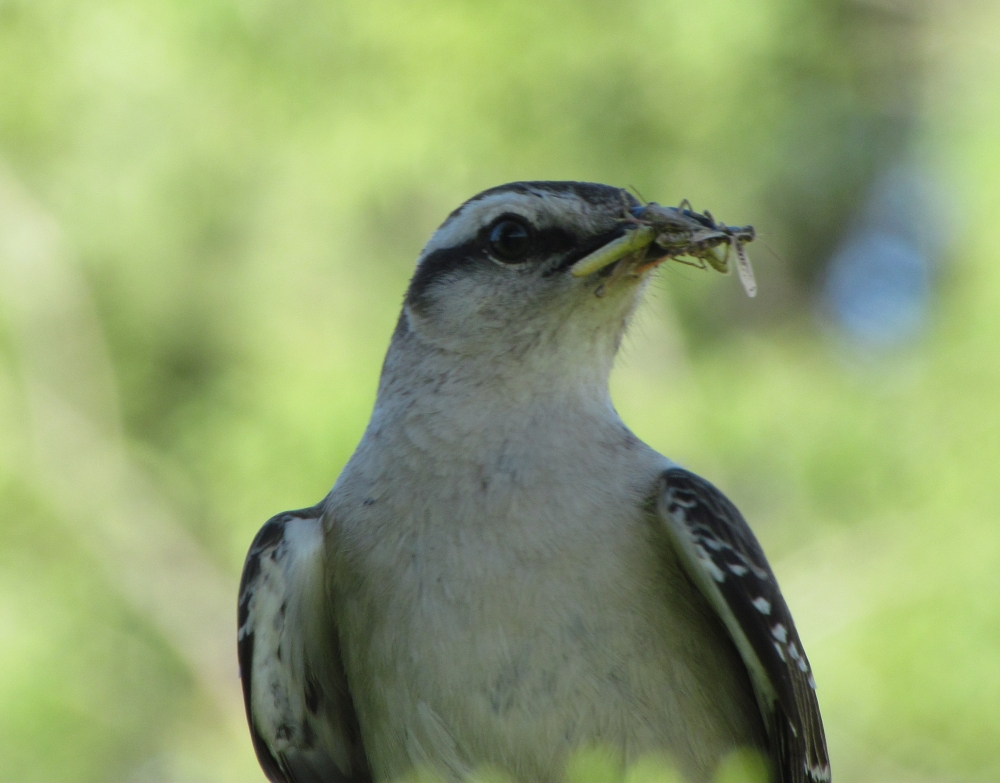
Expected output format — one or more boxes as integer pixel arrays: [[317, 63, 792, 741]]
[[533, 226, 577, 256], [405, 223, 601, 313], [546, 225, 628, 275], [406, 238, 485, 313]]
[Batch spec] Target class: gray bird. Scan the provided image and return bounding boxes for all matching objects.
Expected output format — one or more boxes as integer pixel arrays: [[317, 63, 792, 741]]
[[237, 182, 830, 783]]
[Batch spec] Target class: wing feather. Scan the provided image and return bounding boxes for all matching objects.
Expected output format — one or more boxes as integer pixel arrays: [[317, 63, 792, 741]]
[[238, 505, 371, 783], [654, 469, 830, 783]]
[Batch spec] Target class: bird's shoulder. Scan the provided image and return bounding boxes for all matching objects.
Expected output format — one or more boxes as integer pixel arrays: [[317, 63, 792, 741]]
[[238, 504, 371, 783]]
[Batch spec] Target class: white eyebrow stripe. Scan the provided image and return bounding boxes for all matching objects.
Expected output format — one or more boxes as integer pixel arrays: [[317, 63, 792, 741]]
[[421, 194, 529, 258], [418, 190, 593, 262]]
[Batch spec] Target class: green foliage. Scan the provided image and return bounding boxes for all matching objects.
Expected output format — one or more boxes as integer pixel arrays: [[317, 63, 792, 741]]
[[1, 0, 999, 781], [712, 749, 769, 783]]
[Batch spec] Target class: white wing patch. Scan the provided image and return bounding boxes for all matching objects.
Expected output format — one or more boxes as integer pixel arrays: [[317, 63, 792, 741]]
[[238, 508, 370, 783], [752, 597, 772, 615], [242, 517, 324, 750]]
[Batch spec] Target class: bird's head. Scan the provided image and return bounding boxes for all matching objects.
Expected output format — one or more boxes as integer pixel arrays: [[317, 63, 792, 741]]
[[399, 182, 673, 379]]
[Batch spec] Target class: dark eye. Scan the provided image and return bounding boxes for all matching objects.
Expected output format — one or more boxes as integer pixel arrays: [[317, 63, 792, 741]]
[[488, 218, 533, 263]]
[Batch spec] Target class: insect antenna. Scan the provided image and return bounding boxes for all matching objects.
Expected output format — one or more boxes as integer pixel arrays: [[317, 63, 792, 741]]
[[627, 184, 648, 204], [753, 236, 787, 266]]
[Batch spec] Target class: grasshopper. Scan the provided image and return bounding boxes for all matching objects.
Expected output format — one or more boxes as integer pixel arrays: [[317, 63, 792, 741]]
[[570, 198, 757, 298]]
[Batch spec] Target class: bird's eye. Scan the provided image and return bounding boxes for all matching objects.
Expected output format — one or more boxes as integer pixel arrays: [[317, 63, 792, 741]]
[[488, 218, 533, 263]]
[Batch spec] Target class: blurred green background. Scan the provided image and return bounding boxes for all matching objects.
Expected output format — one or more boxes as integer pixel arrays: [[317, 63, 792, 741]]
[[1, 0, 999, 780]]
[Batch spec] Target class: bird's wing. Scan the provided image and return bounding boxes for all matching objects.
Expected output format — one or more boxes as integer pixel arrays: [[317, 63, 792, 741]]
[[238, 506, 371, 783], [654, 468, 830, 783]]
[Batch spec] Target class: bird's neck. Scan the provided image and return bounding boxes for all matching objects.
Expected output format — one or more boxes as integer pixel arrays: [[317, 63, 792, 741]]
[[332, 316, 663, 539], [371, 319, 620, 433]]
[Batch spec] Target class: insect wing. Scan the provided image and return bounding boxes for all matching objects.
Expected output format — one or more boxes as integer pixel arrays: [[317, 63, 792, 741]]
[[732, 240, 757, 298], [639, 203, 697, 233]]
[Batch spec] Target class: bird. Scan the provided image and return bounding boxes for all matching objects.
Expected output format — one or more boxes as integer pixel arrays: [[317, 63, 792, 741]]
[[237, 181, 830, 783]]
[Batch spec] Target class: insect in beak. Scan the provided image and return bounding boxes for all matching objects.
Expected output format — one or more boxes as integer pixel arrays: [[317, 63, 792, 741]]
[[569, 225, 657, 278], [569, 199, 758, 298]]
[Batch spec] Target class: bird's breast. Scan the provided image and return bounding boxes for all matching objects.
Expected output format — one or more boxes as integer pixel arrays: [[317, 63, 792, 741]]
[[328, 447, 763, 782]]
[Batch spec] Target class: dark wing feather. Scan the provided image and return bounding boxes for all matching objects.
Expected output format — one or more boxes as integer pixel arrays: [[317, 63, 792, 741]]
[[238, 505, 371, 783], [655, 469, 830, 783]]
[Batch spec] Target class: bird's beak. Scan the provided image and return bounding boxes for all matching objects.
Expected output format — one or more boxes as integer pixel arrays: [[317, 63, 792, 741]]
[[569, 225, 659, 278]]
